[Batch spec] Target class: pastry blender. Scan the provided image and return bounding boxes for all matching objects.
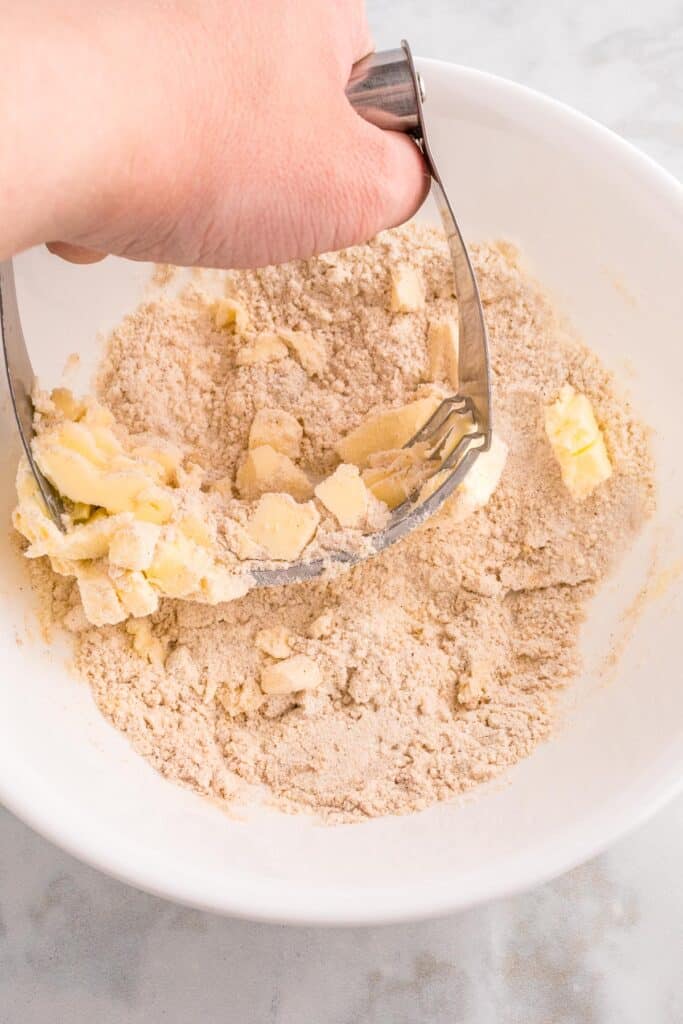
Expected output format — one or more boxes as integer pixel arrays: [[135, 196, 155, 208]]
[[0, 41, 491, 585]]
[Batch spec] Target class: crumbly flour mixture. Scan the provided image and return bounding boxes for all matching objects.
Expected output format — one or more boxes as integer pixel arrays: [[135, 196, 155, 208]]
[[30, 226, 654, 821]]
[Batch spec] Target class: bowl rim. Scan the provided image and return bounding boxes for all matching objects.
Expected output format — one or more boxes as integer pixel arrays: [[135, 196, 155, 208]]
[[1, 57, 682, 926]]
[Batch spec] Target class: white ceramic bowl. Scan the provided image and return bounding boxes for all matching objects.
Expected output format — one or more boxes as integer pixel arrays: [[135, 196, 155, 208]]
[[1, 60, 682, 925]]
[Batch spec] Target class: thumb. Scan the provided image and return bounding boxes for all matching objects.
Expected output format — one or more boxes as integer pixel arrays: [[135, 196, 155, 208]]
[[339, 109, 430, 245]]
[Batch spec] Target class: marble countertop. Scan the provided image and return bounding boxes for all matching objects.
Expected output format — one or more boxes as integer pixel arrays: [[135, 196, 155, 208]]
[[1, 2, 682, 1021]]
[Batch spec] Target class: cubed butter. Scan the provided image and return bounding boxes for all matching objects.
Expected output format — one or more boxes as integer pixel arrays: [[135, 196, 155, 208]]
[[236, 333, 288, 366], [109, 521, 161, 570], [426, 318, 459, 387], [114, 570, 160, 618], [145, 531, 212, 598], [213, 297, 250, 333], [248, 407, 303, 459], [236, 446, 313, 502], [314, 463, 369, 527], [390, 263, 425, 313], [76, 566, 127, 626], [277, 329, 328, 377], [337, 395, 441, 468], [544, 386, 612, 500], [246, 493, 319, 560], [260, 654, 321, 694], [126, 618, 167, 668]]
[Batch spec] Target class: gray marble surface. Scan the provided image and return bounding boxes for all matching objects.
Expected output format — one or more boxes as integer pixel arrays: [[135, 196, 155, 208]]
[[1, 1, 682, 1020]]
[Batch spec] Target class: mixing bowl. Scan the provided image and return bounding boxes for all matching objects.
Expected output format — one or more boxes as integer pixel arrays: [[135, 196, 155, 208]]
[[1, 59, 682, 925]]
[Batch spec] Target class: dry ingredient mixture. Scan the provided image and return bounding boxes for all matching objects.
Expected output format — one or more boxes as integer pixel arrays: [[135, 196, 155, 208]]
[[26, 226, 654, 822]]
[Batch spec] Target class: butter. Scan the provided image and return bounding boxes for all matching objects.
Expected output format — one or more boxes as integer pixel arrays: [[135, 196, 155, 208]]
[[213, 296, 250, 333], [126, 618, 167, 668], [315, 463, 369, 527], [109, 521, 161, 571], [544, 386, 612, 500], [76, 565, 127, 627], [114, 570, 160, 618], [145, 531, 212, 598], [260, 654, 321, 694], [248, 407, 302, 459], [276, 329, 328, 377], [390, 263, 425, 313], [246, 493, 319, 560], [236, 446, 313, 502], [337, 395, 441, 468]]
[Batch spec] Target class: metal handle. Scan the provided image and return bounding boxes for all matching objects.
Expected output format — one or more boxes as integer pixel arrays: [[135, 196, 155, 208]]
[[345, 46, 424, 134], [346, 42, 492, 447]]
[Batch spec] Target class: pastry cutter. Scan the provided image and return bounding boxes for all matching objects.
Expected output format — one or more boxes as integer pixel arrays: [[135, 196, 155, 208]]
[[0, 40, 491, 584]]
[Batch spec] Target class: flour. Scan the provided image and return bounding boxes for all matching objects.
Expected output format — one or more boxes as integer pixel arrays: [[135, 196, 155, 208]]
[[31, 226, 654, 822]]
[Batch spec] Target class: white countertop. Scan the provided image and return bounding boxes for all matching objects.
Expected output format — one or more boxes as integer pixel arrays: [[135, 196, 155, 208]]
[[1, 2, 681, 1020]]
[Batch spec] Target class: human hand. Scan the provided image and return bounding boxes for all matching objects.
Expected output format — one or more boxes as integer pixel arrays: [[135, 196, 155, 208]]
[[1, 1, 427, 268]]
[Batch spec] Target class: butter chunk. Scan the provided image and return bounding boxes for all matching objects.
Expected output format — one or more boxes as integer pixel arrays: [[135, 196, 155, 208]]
[[145, 531, 212, 598], [126, 618, 166, 668], [213, 296, 250, 333], [246, 493, 319, 560], [76, 567, 127, 626], [362, 447, 428, 510], [114, 570, 160, 618], [260, 654, 321, 694], [236, 333, 288, 366], [236, 446, 313, 502], [544, 386, 612, 500], [109, 521, 161, 570], [277, 329, 328, 377], [338, 395, 441, 468], [51, 387, 85, 421], [248, 408, 303, 459], [315, 464, 369, 527], [254, 626, 293, 659], [390, 263, 425, 313], [427, 318, 459, 387]]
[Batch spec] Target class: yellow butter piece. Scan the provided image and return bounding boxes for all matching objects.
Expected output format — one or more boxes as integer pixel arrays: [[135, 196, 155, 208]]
[[248, 407, 303, 459], [76, 566, 127, 626], [254, 626, 293, 659], [131, 443, 182, 484], [51, 387, 85, 421], [260, 654, 321, 694], [427, 318, 459, 387], [145, 531, 212, 598], [246, 493, 319, 560], [390, 263, 425, 312], [277, 329, 328, 377], [126, 618, 166, 668], [213, 296, 250, 333], [544, 386, 612, 500], [114, 570, 160, 618], [314, 463, 369, 527], [129, 485, 174, 524], [338, 395, 441, 468], [236, 333, 288, 366], [200, 567, 252, 604], [109, 521, 161, 570], [236, 446, 313, 502], [33, 419, 173, 521]]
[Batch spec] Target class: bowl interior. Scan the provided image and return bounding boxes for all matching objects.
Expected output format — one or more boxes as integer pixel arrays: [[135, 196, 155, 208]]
[[1, 60, 682, 924]]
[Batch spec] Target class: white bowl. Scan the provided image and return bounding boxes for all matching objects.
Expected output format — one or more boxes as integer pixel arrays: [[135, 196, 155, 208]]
[[1, 59, 682, 925]]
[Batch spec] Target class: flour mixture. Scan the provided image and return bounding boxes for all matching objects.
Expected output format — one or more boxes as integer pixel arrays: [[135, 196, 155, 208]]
[[21, 226, 654, 822]]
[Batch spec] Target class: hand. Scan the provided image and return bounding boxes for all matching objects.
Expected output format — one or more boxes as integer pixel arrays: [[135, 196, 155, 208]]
[[1, 1, 427, 268]]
